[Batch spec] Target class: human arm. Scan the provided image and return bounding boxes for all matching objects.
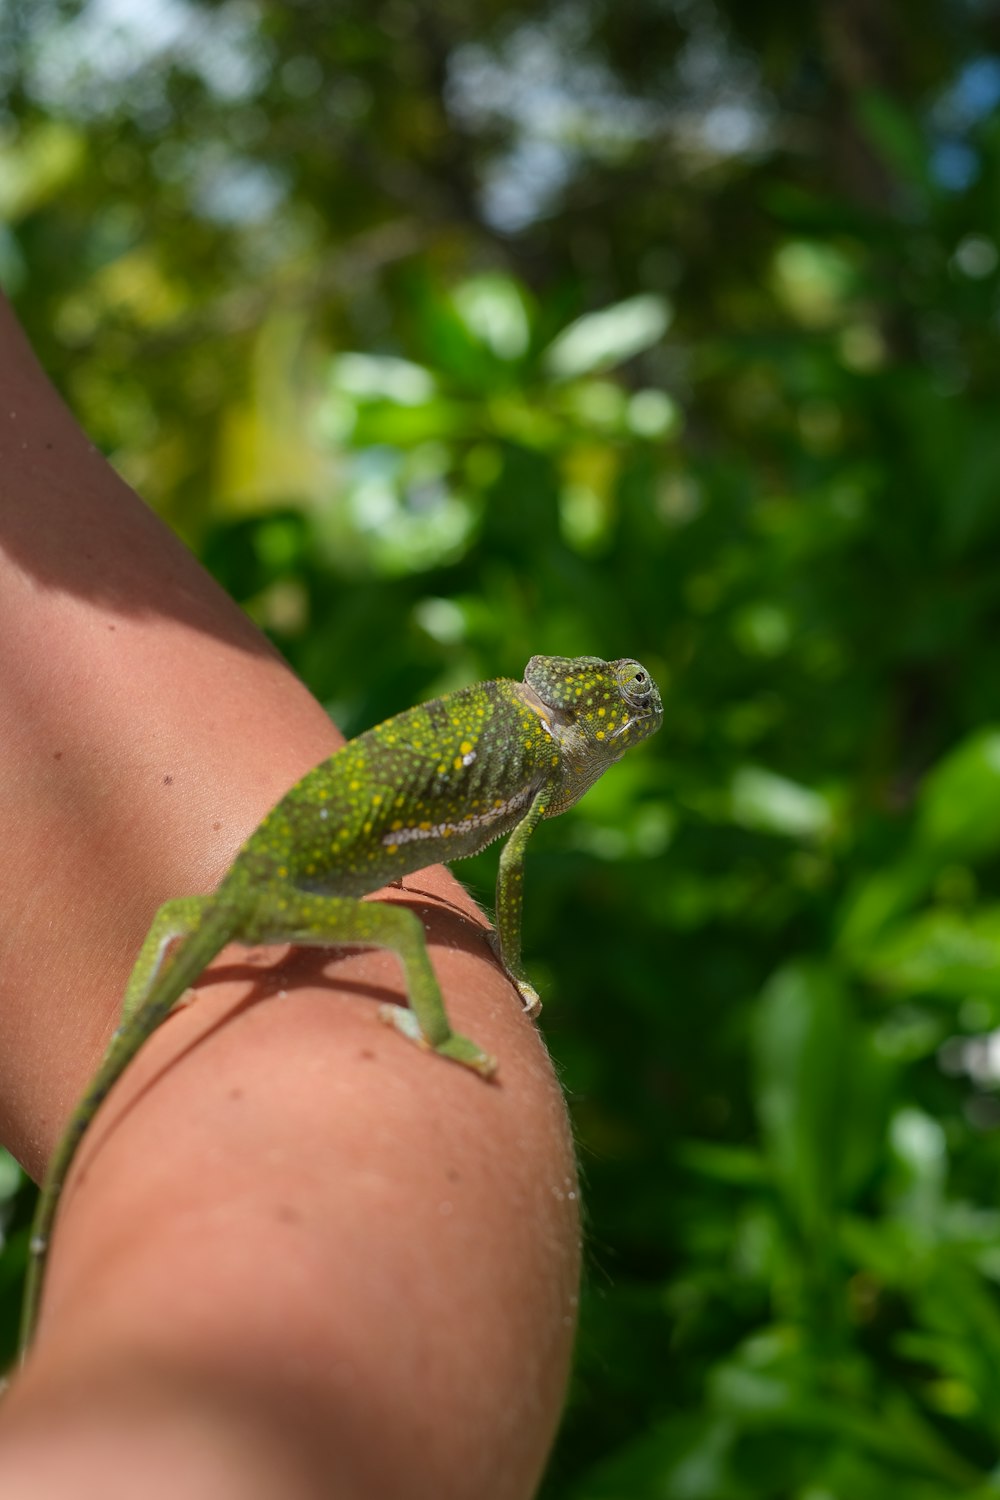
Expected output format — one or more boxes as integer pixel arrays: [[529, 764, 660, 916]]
[[0, 294, 580, 1498]]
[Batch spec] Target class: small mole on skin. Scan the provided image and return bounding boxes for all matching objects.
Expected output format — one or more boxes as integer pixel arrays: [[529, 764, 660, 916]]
[[53, 750, 63, 761], [359, 1048, 376, 1061], [213, 821, 222, 831], [163, 775, 174, 785], [107, 624, 116, 632]]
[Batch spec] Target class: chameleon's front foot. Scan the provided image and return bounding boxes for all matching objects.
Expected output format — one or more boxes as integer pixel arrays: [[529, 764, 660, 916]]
[[487, 932, 543, 1019], [512, 978, 542, 1020], [378, 1004, 498, 1080]]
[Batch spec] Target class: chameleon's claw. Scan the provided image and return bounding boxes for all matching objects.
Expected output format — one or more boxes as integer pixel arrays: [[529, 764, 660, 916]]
[[517, 983, 543, 1020]]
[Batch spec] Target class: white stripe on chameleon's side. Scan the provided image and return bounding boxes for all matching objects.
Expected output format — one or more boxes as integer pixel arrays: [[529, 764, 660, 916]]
[[383, 785, 533, 847]]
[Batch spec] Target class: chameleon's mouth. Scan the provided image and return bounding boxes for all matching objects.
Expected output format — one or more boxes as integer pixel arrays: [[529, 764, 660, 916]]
[[609, 710, 655, 742]]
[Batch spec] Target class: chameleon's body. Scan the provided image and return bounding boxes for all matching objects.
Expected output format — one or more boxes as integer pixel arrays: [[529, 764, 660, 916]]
[[21, 654, 662, 1354]]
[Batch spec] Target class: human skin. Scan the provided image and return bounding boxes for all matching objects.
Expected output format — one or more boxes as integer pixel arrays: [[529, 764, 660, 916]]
[[0, 294, 580, 1498]]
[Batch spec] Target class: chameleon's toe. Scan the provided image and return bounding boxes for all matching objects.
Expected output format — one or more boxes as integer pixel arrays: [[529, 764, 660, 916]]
[[516, 980, 543, 1020], [378, 1004, 497, 1079], [378, 1002, 429, 1049], [434, 1030, 498, 1079]]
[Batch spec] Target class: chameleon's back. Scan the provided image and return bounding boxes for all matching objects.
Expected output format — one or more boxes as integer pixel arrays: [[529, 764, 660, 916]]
[[238, 678, 558, 897]]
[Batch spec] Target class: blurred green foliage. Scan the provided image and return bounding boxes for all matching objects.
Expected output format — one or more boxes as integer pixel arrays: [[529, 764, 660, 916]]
[[5, 0, 1000, 1493]]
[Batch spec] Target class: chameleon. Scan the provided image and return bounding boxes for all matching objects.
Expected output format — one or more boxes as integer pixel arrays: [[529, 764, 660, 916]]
[[20, 653, 662, 1355]]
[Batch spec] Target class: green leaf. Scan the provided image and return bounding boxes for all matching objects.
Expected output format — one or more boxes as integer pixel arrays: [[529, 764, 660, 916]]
[[676, 1142, 770, 1187], [543, 295, 672, 379], [451, 275, 531, 361], [753, 963, 891, 1233], [729, 765, 833, 840], [861, 906, 1000, 997], [837, 855, 938, 957], [329, 352, 436, 405], [916, 729, 1000, 861], [855, 90, 932, 195], [565, 1413, 743, 1500], [0, 1151, 22, 1205], [839, 728, 1000, 959]]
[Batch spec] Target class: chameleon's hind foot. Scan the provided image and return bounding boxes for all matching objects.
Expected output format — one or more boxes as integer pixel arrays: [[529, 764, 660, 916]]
[[378, 1004, 498, 1079]]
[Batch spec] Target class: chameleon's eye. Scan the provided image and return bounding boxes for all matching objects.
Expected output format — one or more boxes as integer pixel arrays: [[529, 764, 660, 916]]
[[617, 659, 654, 708]]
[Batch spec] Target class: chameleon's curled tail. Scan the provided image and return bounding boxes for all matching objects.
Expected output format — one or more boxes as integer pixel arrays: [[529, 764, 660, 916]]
[[19, 904, 236, 1360]]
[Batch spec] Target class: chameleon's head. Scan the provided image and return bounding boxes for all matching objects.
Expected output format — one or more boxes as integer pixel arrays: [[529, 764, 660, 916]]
[[605, 658, 663, 748], [523, 655, 662, 811]]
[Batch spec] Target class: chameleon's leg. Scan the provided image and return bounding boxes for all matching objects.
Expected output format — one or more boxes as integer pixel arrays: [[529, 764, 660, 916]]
[[118, 895, 220, 1025], [492, 788, 551, 1019], [247, 886, 497, 1078], [21, 896, 235, 1357]]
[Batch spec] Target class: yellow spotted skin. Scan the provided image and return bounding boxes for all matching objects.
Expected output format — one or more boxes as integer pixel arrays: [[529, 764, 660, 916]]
[[20, 655, 662, 1357], [241, 680, 559, 896]]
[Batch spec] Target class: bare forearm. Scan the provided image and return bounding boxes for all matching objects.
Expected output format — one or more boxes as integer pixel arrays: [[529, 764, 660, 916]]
[[0, 294, 579, 1497]]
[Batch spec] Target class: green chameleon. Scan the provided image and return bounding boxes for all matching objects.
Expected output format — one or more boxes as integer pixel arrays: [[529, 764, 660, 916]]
[[20, 653, 662, 1354]]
